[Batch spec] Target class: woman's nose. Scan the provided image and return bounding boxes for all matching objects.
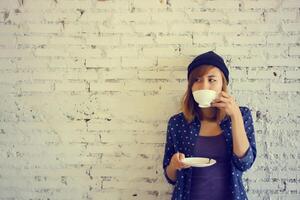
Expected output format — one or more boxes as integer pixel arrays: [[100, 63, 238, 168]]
[[200, 80, 210, 90]]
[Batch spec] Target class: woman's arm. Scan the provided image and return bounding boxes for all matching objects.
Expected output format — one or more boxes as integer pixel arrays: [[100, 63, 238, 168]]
[[163, 116, 177, 185], [166, 161, 177, 182], [231, 109, 250, 158], [231, 107, 257, 171], [165, 152, 190, 182], [211, 92, 257, 171]]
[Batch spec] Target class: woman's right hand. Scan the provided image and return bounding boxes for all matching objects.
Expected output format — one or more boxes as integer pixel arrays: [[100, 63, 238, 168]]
[[170, 152, 191, 170]]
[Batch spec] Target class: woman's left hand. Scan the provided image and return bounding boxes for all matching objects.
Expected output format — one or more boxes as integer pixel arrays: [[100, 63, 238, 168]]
[[211, 91, 240, 117]]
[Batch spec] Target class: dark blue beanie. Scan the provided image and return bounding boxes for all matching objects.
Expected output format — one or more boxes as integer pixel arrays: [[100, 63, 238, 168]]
[[187, 51, 229, 84]]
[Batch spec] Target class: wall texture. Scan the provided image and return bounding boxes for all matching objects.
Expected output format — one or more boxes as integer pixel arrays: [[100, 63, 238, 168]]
[[0, 0, 299, 199]]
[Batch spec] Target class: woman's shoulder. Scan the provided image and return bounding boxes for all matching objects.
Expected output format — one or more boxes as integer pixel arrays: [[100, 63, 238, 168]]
[[167, 112, 188, 126], [168, 112, 185, 121], [239, 106, 251, 112], [238, 106, 253, 118]]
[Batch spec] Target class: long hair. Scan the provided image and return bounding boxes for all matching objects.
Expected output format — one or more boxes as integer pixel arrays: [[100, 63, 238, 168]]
[[180, 65, 229, 124]]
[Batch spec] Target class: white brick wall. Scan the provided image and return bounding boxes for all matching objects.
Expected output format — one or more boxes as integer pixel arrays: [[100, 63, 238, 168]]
[[0, 0, 299, 199]]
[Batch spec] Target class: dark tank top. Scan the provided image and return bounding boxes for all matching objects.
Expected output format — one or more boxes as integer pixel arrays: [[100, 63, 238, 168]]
[[190, 133, 233, 200]]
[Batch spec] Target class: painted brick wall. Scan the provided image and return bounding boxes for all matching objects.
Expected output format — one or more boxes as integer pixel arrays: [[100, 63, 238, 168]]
[[0, 0, 299, 199]]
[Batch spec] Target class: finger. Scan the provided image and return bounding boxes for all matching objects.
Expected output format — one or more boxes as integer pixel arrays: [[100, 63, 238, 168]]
[[175, 152, 180, 159], [211, 102, 227, 107], [178, 153, 185, 160], [212, 97, 228, 104], [183, 164, 191, 168], [221, 91, 230, 97], [219, 96, 230, 103]]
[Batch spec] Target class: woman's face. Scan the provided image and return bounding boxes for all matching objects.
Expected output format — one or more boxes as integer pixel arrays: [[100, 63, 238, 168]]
[[191, 67, 223, 93]]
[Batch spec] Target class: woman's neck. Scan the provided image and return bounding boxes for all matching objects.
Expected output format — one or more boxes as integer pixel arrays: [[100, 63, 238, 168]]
[[200, 107, 217, 121]]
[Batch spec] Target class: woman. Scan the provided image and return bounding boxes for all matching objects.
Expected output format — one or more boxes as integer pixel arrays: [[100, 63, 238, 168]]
[[162, 51, 257, 200]]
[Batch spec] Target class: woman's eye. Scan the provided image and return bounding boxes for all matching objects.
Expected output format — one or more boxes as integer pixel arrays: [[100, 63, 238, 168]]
[[209, 79, 216, 82]]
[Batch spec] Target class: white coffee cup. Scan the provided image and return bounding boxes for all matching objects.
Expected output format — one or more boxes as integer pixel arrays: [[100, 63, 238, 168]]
[[192, 89, 218, 108]]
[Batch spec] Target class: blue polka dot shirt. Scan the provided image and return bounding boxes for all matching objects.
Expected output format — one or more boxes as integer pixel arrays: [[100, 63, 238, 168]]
[[162, 106, 257, 200]]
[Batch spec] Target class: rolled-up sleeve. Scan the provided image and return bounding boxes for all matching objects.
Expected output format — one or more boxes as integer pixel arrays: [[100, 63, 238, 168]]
[[232, 107, 257, 172], [162, 116, 176, 185]]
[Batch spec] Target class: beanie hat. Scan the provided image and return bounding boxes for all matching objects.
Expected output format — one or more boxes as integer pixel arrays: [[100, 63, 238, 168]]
[[187, 51, 229, 84]]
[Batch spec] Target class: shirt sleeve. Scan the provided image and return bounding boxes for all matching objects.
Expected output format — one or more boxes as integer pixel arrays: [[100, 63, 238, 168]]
[[232, 106, 257, 172], [162, 116, 176, 185]]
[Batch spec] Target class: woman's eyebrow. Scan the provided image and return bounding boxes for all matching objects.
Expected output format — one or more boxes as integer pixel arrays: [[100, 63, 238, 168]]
[[207, 74, 217, 77], [197, 74, 217, 78]]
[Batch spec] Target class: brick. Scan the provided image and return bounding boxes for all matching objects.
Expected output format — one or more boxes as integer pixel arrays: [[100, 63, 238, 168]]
[[68, 47, 103, 58], [170, 23, 208, 33], [180, 47, 211, 57], [244, 0, 280, 9], [193, 35, 224, 45], [0, 83, 15, 93], [205, 0, 239, 9], [265, 10, 298, 22], [187, 11, 228, 21], [55, 0, 92, 9], [281, 0, 300, 8], [227, 12, 261, 22], [133, 0, 166, 9], [156, 35, 192, 45], [248, 69, 281, 79], [251, 46, 288, 57], [25, 23, 62, 34], [151, 12, 186, 22], [0, 36, 16, 46], [270, 83, 300, 92], [134, 23, 168, 34], [90, 82, 125, 92], [124, 80, 159, 91], [217, 47, 249, 56], [86, 35, 120, 45], [168, 0, 200, 8], [0, 49, 33, 58], [86, 58, 120, 68], [142, 47, 178, 57], [106, 47, 138, 57], [19, 83, 52, 92], [243, 23, 278, 33], [48, 36, 85, 45], [286, 70, 300, 79], [102, 69, 137, 79], [17, 36, 49, 45], [34, 48, 68, 57], [121, 57, 155, 68], [121, 35, 154, 45], [114, 13, 151, 23], [266, 57, 300, 67], [0, 1, 19, 9], [55, 81, 86, 91], [209, 24, 243, 33], [267, 34, 299, 44], [230, 69, 247, 79], [157, 57, 190, 67], [227, 35, 266, 45], [0, 25, 18, 33], [232, 81, 268, 91], [138, 70, 170, 79], [282, 23, 300, 32], [289, 47, 300, 56], [98, 23, 133, 34], [64, 70, 98, 80]]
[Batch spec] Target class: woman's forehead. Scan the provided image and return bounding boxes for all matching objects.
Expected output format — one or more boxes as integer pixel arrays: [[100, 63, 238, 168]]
[[197, 67, 221, 77]]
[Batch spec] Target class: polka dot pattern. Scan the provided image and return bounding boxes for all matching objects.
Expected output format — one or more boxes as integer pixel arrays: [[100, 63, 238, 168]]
[[162, 106, 257, 200]]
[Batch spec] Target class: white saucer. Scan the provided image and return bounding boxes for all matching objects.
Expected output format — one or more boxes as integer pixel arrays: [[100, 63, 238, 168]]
[[181, 157, 216, 167]]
